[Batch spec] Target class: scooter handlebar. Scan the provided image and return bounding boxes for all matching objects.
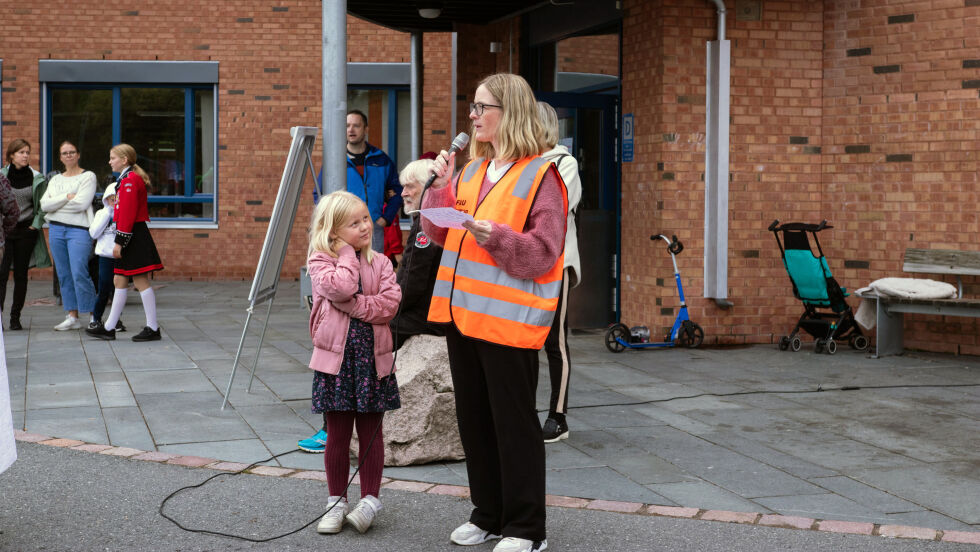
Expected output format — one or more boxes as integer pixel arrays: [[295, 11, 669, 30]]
[[650, 233, 684, 255]]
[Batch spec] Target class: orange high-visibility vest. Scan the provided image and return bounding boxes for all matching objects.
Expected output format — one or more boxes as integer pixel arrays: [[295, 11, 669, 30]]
[[427, 156, 567, 349]]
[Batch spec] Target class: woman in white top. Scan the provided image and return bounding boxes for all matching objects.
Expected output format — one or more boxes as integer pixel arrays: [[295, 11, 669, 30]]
[[40, 141, 97, 330]]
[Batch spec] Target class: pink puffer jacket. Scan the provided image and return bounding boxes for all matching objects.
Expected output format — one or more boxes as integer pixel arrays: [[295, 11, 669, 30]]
[[308, 246, 401, 378]]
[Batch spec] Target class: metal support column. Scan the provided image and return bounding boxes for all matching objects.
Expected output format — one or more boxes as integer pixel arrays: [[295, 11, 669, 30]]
[[322, 0, 348, 194], [704, 0, 732, 308]]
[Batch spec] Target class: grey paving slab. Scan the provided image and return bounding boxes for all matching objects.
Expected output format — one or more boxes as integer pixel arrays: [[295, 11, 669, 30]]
[[235, 404, 317, 441], [648, 481, 770, 513], [113, 342, 197, 371], [102, 406, 155, 450], [158, 438, 275, 465], [606, 453, 697, 485], [92, 371, 137, 408], [634, 405, 728, 435], [24, 364, 93, 385], [566, 428, 664, 461], [852, 463, 980, 525], [749, 429, 927, 472], [175, 340, 232, 361], [24, 406, 108, 443], [25, 381, 100, 409], [125, 369, 216, 395], [259, 371, 316, 401], [808, 476, 925, 514], [384, 462, 470, 486], [540, 440, 604, 469], [274, 442, 330, 470], [754, 492, 897, 524], [205, 372, 283, 407], [882, 510, 978, 532], [703, 432, 839, 479], [136, 391, 255, 445], [546, 466, 675, 505]]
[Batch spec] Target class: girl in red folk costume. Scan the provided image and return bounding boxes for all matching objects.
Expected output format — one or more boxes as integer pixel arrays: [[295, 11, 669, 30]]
[[85, 144, 164, 342]]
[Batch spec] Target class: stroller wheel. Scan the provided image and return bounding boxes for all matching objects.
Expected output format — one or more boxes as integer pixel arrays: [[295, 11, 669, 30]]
[[679, 321, 704, 348], [605, 324, 630, 353], [825, 339, 838, 355], [815, 339, 824, 354], [778, 336, 790, 351], [849, 334, 869, 351], [791, 336, 802, 352]]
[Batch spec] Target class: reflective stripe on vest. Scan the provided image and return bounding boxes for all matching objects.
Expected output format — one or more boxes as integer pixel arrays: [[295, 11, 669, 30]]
[[427, 156, 567, 349]]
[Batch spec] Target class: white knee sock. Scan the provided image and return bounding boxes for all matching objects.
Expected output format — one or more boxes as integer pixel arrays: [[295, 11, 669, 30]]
[[140, 287, 158, 330], [105, 288, 127, 330]]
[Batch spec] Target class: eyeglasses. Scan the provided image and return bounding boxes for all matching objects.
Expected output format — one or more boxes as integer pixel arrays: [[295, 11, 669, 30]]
[[60, 151, 78, 156], [469, 102, 502, 116]]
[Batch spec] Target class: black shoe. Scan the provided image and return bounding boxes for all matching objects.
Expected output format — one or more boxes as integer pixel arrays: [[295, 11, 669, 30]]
[[542, 417, 569, 443], [115, 320, 127, 332], [9, 317, 22, 331], [86, 325, 115, 340], [132, 326, 161, 342], [88, 320, 103, 331]]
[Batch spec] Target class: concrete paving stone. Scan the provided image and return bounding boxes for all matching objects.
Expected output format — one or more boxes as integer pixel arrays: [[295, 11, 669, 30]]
[[125, 369, 216, 395], [852, 463, 980, 525], [633, 405, 736, 436], [703, 432, 839, 479], [561, 401, 659, 430], [754, 493, 894, 524], [283, 399, 321, 427], [747, 430, 927, 472], [876, 386, 980, 419], [272, 442, 329, 471], [136, 391, 256, 445], [832, 409, 980, 464], [26, 380, 100, 409], [235, 403, 317, 440], [206, 374, 281, 407], [567, 428, 666, 462], [546, 466, 675, 505], [159, 439, 277, 466], [10, 410, 24, 429], [610, 381, 711, 403], [175, 340, 232, 361], [24, 364, 94, 385], [606, 453, 698, 485], [85, 354, 122, 373], [258, 371, 316, 402], [25, 406, 108, 444], [102, 406, 156, 451], [646, 481, 767, 514], [384, 462, 470, 487], [573, 361, 666, 388], [809, 476, 927, 514], [92, 372, 137, 408], [882, 510, 977, 532]]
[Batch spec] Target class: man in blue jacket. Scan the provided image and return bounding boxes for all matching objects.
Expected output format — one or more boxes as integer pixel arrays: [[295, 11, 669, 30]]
[[315, 109, 402, 254]]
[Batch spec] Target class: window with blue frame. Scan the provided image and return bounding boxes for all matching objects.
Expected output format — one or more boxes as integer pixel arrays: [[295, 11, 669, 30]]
[[46, 84, 216, 222]]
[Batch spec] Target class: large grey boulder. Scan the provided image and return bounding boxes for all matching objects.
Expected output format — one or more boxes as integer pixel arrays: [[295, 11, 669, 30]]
[[352, 334, 464, 466]]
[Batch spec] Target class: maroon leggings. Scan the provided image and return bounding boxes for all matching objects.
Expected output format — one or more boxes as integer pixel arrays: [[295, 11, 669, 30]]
[[323, 411, 385, 499]]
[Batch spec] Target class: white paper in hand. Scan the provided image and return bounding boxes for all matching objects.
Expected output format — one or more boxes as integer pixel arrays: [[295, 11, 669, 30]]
[[419, 207, 474, 229]]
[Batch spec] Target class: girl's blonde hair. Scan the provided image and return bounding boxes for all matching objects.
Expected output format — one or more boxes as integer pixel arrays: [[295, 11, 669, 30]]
[[470, 73, 547, 162], [110, 143, 151, 186], [536, 101, 559, 149], [308, 190, 375, 262]]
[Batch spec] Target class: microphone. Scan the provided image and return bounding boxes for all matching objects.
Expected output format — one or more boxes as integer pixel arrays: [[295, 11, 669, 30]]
[[422, 132, 469, 192]]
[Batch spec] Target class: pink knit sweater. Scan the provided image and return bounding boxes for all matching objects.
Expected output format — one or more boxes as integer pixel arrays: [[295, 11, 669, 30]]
[[420, 162, 565, 280]]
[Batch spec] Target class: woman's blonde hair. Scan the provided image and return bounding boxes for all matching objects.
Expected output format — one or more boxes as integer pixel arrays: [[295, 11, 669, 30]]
[[470, 73, 547, 162], [308, 190, 375, 262], [536, 101, 559, 149], [110, 143, 151, 185], [399, 158, 435, 188]]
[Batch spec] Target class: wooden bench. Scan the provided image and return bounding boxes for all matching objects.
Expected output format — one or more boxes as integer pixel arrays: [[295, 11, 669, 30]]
[[863, 248, 980, 357]]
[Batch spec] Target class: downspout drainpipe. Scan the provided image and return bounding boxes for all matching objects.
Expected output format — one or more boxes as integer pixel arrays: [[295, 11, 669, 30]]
[[704, 0, 733, 309], [411, 32, 423, 161], [322, 0, 347, 195]]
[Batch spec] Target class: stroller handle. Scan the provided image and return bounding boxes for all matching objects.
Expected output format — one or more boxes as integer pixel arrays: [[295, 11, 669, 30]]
[[651, 233, 684, 255]]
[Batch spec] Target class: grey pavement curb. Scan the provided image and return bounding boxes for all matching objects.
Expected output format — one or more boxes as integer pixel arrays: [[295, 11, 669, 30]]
[[15, 430, 980, 546]]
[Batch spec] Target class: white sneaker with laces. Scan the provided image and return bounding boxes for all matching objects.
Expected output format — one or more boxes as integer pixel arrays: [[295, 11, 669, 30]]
[[345, 495, 381, 533], [493, 537, 548, 552], [450, 521, 502, 545], [316, 496, 349, 534], [54, 315, 80, 331]]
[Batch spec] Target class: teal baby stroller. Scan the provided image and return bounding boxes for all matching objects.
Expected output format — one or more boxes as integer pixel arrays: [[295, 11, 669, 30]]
[[769, 220, 869, 354]]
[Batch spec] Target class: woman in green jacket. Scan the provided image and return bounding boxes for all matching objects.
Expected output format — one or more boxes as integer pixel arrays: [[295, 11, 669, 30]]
[[0, 139, 52, 330]]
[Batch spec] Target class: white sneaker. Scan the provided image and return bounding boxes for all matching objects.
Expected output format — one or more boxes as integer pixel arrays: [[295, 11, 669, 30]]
[[54, 315, 80, 331], [450, 521, 501, 545], [316, 496, 348, 534], [493, 537, 548, 552], [345, 495, 381, 533]]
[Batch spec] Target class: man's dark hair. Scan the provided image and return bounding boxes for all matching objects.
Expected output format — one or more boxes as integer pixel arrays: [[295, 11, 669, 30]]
[[347, 109, 368, 127]]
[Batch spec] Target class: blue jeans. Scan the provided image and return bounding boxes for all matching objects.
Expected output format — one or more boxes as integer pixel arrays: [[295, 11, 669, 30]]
[[372, 222, 384, 254], [49, 223, 97, 313]]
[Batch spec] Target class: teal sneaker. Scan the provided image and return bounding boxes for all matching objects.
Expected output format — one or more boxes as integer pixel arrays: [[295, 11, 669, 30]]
[[298, 429, 327, 453]]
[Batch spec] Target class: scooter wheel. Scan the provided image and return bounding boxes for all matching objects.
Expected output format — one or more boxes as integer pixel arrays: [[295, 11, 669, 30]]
[[679, 321, 704, 348], [605, 323, 630, 353], [778, 336, 790, 351], [791, 336, 802, 352]]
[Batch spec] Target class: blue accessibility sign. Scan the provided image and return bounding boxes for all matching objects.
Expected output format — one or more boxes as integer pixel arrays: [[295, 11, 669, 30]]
[[622, 113, 634, 163]]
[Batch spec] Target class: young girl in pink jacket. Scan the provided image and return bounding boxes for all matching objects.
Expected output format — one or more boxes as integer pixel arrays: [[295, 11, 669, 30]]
[[307, 191, 401, 536]]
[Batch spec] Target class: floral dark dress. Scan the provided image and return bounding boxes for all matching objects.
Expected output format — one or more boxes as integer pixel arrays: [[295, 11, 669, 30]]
[[311, 280, 400, 414]]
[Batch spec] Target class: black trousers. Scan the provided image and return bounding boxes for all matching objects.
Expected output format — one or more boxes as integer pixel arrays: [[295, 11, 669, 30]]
[[444, 324, 546, 542], [544, 269, 571, 417], [0, 227, 38, 320]]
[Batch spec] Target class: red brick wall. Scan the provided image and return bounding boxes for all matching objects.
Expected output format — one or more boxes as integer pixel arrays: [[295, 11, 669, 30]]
[[557, 35, 619, 76], [823, 0, 980, 354], [0, 4, 455, 283]]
